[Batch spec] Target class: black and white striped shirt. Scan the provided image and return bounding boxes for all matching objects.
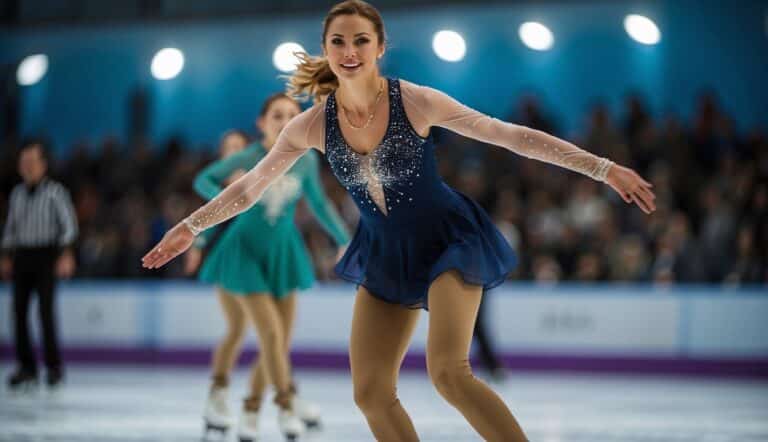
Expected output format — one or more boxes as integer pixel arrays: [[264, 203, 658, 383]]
[[1, 178, 78, 251]]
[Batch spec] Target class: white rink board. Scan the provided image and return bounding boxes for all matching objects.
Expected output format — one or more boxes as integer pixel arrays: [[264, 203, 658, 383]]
[[686, 296, 768, 356], [0, 281, 767, 358], [489, 294, 679, 354]]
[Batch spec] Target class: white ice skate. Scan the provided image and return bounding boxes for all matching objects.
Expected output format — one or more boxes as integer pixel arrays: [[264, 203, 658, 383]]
[[278, 408, 305, 442], [203, 387, 232, 439], [237, 409, 260, 442], [292, 396, 322, 429]]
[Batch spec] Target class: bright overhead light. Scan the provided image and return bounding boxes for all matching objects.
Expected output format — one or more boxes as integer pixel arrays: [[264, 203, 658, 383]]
[[151, 48, 185, 80], [432, 30, 466, 62], [17, 54, 49, 86], [519, 22, 554, 51], [273, 42, 306, 73], [624, 14, 661, 45]]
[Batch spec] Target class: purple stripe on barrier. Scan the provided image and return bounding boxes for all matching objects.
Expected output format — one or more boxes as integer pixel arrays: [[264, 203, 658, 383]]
[[1, 345, 766, 377]]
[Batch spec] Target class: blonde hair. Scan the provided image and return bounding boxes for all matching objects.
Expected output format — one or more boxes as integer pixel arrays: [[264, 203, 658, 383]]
[[286, 0, 386, 103]]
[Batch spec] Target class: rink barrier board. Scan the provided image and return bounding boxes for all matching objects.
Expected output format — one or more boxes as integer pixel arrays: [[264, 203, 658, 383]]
[[0, 281, 766, 376]]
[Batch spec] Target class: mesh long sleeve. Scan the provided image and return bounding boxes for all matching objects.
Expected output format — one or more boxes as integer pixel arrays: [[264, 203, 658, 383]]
[[400, 81, 614, 181], [193, 144, 264, 201], [183, 113, 314, 235]]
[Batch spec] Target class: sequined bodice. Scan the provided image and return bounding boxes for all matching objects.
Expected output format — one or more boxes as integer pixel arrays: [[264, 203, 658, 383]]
[[326, 79, 441, 221]]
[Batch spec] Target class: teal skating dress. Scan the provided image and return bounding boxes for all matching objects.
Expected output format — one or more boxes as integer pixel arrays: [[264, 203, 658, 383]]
[[193, 143, 350, 297]]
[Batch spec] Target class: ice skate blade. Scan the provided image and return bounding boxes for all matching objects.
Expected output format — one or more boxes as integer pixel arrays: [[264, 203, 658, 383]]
[[203, 418, 229, 437], [9, 381, 39, 395]]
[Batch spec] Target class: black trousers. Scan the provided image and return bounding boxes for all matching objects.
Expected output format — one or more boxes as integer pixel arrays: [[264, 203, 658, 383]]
[[11, 246, 61, 373]]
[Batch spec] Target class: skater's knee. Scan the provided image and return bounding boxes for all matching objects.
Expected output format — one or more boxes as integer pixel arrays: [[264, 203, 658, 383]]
[[353, 379, 395, 414], [223, 323, 245, 345], [256, 327, 283, 352], [427, 358, 473, 403]]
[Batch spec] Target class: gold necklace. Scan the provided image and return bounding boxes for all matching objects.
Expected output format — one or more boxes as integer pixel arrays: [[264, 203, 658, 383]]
[[340, 79, 385, 130]]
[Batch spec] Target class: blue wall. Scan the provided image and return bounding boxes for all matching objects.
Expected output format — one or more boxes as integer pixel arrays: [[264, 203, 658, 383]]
[[2, 0, 767, 153]]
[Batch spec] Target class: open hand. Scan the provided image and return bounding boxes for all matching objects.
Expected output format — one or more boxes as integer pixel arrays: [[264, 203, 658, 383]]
[[604, 164, 656, 214], [142, 222, 196, 269]]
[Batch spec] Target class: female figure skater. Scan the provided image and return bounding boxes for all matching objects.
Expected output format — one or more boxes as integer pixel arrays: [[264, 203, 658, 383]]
[[143, 1, 656, 440], [189, 94, 351, 441]]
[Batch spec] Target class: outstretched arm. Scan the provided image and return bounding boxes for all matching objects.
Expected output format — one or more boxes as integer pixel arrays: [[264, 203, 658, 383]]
[[401, 81, 655, 213], [142, 111, 316, 269]]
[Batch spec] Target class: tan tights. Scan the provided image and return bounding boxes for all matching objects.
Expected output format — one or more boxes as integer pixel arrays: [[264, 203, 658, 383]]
[[350, 271, 528, 442], [210, 288, 297, 410]]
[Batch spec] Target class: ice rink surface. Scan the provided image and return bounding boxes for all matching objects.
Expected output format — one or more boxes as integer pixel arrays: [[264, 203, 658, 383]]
[[1, 364, 767, 442]]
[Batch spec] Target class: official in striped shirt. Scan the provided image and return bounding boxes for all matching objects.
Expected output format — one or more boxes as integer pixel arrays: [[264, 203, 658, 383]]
[[1, 143, 78, 391]]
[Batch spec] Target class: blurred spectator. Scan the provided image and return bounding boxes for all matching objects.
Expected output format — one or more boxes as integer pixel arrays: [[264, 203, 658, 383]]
[[608, 235, 650, 282], [724, 224, 764, 285], [512, 95, 558, 135], [532, 254, 562, 284], [582, 103, 630, 165], [698, 184, 737, 281], [572, 252, 605, 282], [623, 93, 651, 143]]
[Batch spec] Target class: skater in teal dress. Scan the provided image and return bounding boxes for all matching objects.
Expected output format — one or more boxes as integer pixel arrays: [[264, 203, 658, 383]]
[[144, 2, 656, 440], [193, 94, 350, 441]]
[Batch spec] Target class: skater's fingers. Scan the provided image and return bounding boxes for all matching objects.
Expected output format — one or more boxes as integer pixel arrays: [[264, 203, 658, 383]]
[[638, 185, 656, 202], [612, 183, 632, 203], [637, 186, 656, 212], [151, 249, 182, 268], [631, 192, 654, 214], [142, 243, 163, 262], [142, 244, 170, 268]]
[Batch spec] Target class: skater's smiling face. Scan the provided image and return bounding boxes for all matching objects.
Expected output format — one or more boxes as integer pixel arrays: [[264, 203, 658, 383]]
[[258, 96, 301, 148], [323, 14, 385, 80]]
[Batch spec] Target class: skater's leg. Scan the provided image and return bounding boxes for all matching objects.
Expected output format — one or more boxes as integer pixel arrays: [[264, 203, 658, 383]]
[[210, 287, 246, 388], [238, 292, 301, 441], [245, 291, 297, 410], [203, 288, 246, 434], [350, 287, 420, 442], [426, 271, 527, 442], [236, 294, 293, 409]]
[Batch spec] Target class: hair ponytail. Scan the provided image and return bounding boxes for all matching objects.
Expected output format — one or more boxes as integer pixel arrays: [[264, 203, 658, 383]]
[[286, 52, 339, 104]]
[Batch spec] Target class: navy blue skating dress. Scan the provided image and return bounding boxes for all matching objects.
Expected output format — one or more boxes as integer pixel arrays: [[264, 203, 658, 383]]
[[326, 78, 517, 309]]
